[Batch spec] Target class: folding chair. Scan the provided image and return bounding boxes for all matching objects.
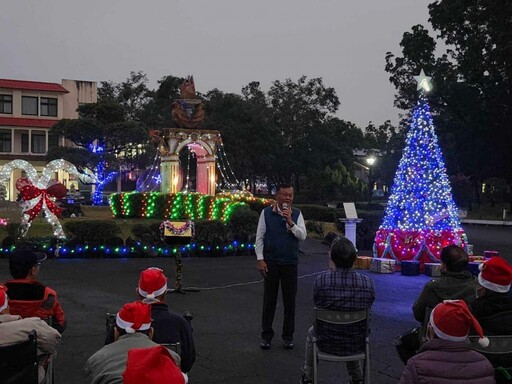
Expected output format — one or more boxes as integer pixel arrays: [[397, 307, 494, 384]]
[[0, 330, 38, 384], [468, 335, 512, 381], [312, 308, 371, 384]]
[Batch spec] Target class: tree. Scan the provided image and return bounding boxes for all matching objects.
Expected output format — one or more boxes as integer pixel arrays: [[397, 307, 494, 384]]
[[48, 97, 148, 204], [267, 76, 340, 190], [385, 1, 512, 209], [374, 92, 466, 265]]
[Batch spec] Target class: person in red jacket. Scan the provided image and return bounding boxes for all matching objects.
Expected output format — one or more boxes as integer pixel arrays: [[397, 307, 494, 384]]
[[4, 248, 66, 333], [398, 300, 495, 384]]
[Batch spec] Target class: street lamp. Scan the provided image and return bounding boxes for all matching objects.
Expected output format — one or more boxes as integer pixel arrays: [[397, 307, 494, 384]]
[[366, 156, 376, 205]]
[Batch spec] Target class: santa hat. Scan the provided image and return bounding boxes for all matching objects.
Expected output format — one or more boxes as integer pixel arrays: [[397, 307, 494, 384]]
[[116, 302, 151, 334], [138, 267, 168, 304], [430, 300, 489, 347], [478, 257, 512, 293], [0, 285, 8, 313], [123, 345, 187, 384]]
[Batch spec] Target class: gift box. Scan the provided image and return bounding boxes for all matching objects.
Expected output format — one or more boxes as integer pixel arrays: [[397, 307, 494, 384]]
[[466, 244, 474, 256], [484, 250, 500, 258], [370, 258, 395, 274], [467, 261, 484, 276], [425, 263, 442, 277], [354, 256, 372, 270], [401, 260, 420, 276], [469, 255, 485, 262]]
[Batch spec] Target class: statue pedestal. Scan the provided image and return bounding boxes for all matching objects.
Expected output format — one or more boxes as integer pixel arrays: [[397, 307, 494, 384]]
[[338, 218, 363, 247]]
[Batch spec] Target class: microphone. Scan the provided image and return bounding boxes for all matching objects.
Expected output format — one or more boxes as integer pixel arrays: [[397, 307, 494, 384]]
[[282, 203, 288, 222]]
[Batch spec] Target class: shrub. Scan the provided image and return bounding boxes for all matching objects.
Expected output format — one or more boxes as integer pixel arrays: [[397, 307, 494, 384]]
[[306, 220, 326, 238], [194, 220, 231, 246], [228, 205, 259, 242], [336, 211, 384, 251], [5, 222, 21, 239], [64, 220, 121, 245], [294, 204, 341, 222]]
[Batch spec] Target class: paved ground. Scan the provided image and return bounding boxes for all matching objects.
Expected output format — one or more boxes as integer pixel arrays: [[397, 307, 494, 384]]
[[0, 224, 510, 384]]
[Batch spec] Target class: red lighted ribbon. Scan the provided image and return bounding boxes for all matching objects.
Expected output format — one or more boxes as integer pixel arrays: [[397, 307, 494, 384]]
[[19, 183, 67, 221]]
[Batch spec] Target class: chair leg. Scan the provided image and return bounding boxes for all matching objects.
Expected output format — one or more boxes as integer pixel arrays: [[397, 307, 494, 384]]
[[365, 344, 370, 384], [313, 346, 318, 384]]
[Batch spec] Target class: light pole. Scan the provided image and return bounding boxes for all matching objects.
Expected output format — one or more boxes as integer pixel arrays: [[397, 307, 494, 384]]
[[366, 156, 376, 205]]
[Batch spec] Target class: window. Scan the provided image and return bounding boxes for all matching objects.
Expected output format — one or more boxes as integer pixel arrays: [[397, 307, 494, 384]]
[[0, 129, 12, 152], [22, 96, 38, 115], [40, 97, 57, 117], [21, 133, 29, 153], [0, 95, 12, 114], [48, 134, 59, 150], [31, 132, 46, 153]]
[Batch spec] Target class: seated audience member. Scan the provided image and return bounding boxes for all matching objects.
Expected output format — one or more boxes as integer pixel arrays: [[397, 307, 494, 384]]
[[413, 245, 477, 323], [123, 345, 187, 384], [300, 237, 375, 384], [398, 300, 495, 384], [472, 257, 512, 381], [4, 248, 66, 333], [85, 301, 184, 384], [472, 256, 512, 334], [0, 285, 61, 384], [137, 267, 196, 372], [105, 267, 196, 372]]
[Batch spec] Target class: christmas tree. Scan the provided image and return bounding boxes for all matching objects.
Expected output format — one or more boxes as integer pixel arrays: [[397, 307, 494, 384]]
[[374, 70, 466, 265]]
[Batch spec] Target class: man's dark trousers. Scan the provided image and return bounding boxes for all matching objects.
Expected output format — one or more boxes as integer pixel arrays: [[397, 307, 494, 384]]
[[261, 262, 298, 342]]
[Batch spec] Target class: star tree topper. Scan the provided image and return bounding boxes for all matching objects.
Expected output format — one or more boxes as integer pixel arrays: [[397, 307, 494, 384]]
[[414, 69, 432, 93]]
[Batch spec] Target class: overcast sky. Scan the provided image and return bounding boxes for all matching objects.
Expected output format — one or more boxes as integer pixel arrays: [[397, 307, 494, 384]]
[[1, 0, 435, 128]]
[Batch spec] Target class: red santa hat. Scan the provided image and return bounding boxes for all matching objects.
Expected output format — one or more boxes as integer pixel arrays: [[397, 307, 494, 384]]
[[429, 300, 489, 347], [116, 302, 151, 334], [122, 345, 187, 384], [0, 285, 8, 313], [138, 267, 168, 303], [478, 256, 512, 293]]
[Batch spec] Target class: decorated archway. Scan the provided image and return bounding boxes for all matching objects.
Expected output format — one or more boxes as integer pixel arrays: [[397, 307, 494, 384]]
[[157, 128, 221, 195]]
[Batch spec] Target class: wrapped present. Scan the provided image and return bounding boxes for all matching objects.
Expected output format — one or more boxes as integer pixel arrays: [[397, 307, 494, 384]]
[[469, 255, 485, 262], [425, 263, 442, 277], [466, 244, 474, 256], [354, 256, 372, 270], [370, 258, 395, 274], [401, 260, 420, 276], [467, 261, 484, 276], [484, 250, 500, 258]]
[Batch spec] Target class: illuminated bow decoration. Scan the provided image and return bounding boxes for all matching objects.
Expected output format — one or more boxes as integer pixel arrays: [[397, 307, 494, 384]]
[[18, 182, 67, 221]]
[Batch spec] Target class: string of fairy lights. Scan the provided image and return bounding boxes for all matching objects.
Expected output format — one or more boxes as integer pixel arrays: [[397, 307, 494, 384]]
[[374, 72, 466, 261], [110, 191, 270, 222], [0, 241, 255, 257], [136, 152, 161, 192]]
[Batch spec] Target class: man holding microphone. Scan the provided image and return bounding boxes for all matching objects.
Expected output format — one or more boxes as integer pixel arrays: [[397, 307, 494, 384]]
[[256, 184, 307, 350]]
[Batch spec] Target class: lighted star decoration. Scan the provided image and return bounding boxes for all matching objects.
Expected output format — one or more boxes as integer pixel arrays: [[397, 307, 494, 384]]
[[414, 69, 432, 93]]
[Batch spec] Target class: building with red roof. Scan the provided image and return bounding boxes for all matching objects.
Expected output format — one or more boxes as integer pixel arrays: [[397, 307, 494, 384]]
[[0, 78, 97, 200]]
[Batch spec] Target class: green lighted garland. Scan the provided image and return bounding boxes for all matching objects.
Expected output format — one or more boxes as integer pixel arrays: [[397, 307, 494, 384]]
[[109, 192, 271, 222]]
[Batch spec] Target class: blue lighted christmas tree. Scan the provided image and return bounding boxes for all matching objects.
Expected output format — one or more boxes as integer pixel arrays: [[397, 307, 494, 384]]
[[374, 70, 466, 265]]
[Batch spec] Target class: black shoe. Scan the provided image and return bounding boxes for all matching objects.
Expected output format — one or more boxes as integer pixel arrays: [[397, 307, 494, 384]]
[[260, 339, 271, 350], [283, 340, 294, 349]]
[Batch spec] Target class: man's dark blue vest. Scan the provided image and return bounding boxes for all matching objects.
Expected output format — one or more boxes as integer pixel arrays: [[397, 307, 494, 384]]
[[263, 206, 301, 265]]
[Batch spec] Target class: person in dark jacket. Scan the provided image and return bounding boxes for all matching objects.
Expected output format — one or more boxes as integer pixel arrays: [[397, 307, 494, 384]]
[[4, 248, 66, 333], [471, 257, 512, 382], [137, 267, 196, 373], [413, 245, 477, 323], [255, 184, 307, 350], [399, 300, 495, 384]]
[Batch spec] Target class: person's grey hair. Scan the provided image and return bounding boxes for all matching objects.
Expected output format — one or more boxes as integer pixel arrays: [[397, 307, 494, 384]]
[[330, 237, 357, 268]]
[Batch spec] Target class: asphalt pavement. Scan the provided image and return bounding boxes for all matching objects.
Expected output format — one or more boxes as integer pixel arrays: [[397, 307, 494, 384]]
[[0, 224, 510, 384]]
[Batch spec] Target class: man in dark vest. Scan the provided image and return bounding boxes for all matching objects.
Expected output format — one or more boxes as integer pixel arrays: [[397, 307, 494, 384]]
[[256, 184, 307, 350]]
